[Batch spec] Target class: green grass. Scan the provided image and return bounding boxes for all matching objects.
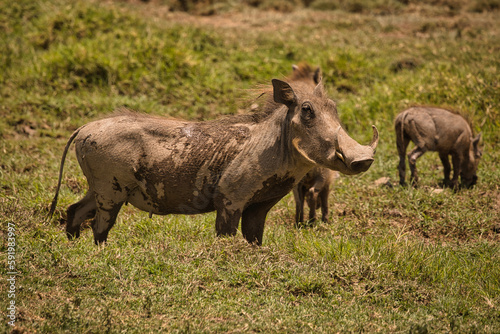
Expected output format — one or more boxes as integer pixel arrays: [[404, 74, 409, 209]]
[[1, 0, 499, 332]]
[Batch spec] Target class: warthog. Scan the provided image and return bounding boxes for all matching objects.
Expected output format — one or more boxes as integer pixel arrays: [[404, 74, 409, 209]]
[[293, 167, 338, 225], [264, 63, 338, 226], [395, 106, 482, 189], [48, 77, 379, 245]]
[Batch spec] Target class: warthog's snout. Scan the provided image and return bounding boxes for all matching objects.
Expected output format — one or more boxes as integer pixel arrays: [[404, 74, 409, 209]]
[[461, 174, 478, 189], [350, 158, 374, 173], [350, 126, 378, 172], [327, 125, 378, 175]]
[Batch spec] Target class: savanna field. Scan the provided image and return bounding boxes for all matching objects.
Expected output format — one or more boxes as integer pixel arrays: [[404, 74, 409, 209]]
[[1, 0, 499, 332]]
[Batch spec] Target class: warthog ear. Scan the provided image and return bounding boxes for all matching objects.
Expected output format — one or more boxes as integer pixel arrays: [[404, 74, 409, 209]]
[[313, 67, 321, 85], [313, 78, 324, 98], [472, 133, 482, 157], [272, 79, 297, 108]]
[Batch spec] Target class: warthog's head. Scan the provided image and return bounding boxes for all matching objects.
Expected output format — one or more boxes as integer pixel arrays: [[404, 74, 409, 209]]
[[272, 79, 378, 175], [461, 133, 482, 188]]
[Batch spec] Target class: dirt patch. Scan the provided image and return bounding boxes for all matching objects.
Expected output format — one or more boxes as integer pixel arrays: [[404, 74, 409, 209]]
[[102, 0, 500, 37]]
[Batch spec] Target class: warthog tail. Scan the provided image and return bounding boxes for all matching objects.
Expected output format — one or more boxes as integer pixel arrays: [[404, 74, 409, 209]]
[[46, 126, 85, 221]]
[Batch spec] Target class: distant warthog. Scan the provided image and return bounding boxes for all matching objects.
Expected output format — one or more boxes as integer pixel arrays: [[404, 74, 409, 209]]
[[395, 106, 482, 189], [293, 167, 338, 225], [48, 77, 378, 246]]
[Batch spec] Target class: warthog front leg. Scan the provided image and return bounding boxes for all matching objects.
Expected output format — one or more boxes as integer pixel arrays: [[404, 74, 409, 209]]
[[66, 191, 97, 240], [450, 153, 462, 190], [439, 152, 452, 187], [241, 199, 280, 245], [293, 187, 305, 225], [92, 194, 124, 245], [319, 186, 330, 222], [306, 188, 319, 222], [408, 146, 427, 187]]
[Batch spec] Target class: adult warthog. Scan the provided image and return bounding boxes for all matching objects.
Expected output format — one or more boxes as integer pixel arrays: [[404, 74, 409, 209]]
[[48, 78, 378, 245], [395, 106, 482, 189], [262, 63, 337, 226]]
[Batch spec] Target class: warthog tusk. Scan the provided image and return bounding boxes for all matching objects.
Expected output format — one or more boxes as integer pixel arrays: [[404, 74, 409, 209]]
[[292, 138, 316, 165], [370, 125, 379, 151], [336, 151, 345, 162]]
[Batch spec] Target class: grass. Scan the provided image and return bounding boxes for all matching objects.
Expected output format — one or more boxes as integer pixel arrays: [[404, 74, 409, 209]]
[[1, 0, 499, 332]]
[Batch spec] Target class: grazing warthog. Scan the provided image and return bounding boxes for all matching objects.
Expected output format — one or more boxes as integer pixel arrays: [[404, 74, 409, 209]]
[[395, 106, 482, 189], [48, 77, 379, 245], [293, 167, 338, 225]]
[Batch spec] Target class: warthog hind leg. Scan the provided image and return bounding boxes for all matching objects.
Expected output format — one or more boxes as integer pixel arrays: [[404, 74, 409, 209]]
[[396, 132, 411, 186], [408, 146, 427, 187], [66, 191, 97, 240], [92, 194, 124, 245]]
